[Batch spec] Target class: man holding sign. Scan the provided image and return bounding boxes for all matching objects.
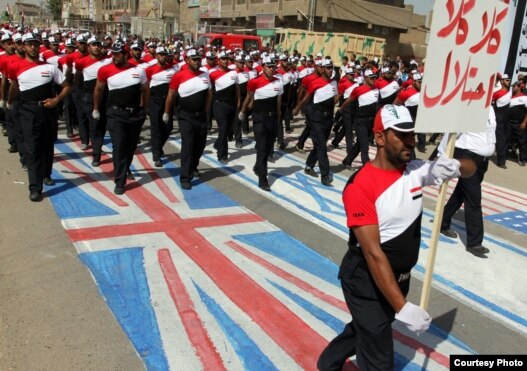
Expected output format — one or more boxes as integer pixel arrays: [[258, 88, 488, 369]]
[[317, 105, 475, 370]]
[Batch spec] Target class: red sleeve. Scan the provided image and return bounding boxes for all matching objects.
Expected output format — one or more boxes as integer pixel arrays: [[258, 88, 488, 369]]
[[8, 60, 19, 81], [342, 182, 377, 228], [145, 65, 153, 80], [75, 57, 85, 72], [350, 85, 362, 100], [168, 71, 181, 91], [397, 88, 411, 103], [307, 78, 320, 95], [247, 77, 258, 92], [97, 65, 109, 82], [338, 79, 347, 95], [66, 53, 75, 67]]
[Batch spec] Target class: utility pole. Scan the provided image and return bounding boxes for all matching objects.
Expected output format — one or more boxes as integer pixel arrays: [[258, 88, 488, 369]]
[[307, 0, 316, 31]]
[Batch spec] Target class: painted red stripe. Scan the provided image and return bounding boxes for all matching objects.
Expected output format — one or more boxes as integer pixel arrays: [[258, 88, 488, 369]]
[[392, 330, 450, 367], [481, 182, 527, 203], [226, 241, 450, 368], [164, 228, 326, 371], [55, 155, 129, 208], [158, 249, 227, 370], [225, 240, 348, 312], [66, 214, 262, 242], [410, 186, 422, 193], [135, 151, 179, 203]]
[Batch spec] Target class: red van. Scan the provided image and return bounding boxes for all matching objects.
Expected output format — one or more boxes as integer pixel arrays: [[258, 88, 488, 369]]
[[197, 33, 262, 52]]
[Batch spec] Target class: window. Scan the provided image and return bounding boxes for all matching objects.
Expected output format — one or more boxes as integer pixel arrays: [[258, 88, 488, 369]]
[[244, 39, 259, 50]]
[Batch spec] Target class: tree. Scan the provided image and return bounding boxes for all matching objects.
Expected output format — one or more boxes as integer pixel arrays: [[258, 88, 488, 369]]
[[46, 0, 63, 21]]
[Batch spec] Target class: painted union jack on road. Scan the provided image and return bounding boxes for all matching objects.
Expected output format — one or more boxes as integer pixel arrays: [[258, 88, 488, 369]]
[[46, 137, 472, 370]]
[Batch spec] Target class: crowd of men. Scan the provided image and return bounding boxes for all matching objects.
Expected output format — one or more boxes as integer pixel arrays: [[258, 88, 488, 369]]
[[1, 26, 525, 370], [0, 27, 525, 200]]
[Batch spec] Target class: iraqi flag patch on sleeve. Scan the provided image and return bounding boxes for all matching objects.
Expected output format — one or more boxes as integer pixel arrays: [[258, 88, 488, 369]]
[[410, 186, 422, 200]]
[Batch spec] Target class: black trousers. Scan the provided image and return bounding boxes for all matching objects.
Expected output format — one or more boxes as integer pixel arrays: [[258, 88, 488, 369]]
[[343, 116, 373, 166], [441, 148, 488, 248], [297, 104, 312, 148], [318, 252, 410, 371], [19, 102, 58, 193], [495, 113, 510, 166], [232, 95, 246, 142], [5, 105, 17, 149], [6, 101, 26, 165], [149, 96, 173, 161], [334, 107, 354, 153], [63, 94, 76, 134], [509, 120, 527, 162], [213, 100, 236, 160], [179, 110, 208, 183], [306, 110, 333, 177], [253, 111, 278, 186], [82, 93, 107, 159], [107, 107, 146, 188], [72, 85, 89, 145]]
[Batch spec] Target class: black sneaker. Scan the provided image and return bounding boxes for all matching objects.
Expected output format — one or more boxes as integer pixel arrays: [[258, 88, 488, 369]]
[[259, 182, 272, 192], [341, 160, 352, 170], [181, 181, 192, 190], [497, 163, 507, 169], [295, 145, 305, 154], [218, 158, 228, 165], [43, 177, 55, 186], [285, 127, 293, 134], [278, 142, 286, 150], [321, 175, 333, 186], [440, 229, 458, 238], [29, 191, 43, 202], [193, 169, 201, 179], [519, 161, 526, 167], [114, 186, 125, 195], [154, 160, 163, 167], [7, 145, 18, 153], [235, 141, 243, 149], [268, 155, 275, 163], [304, 167, 318, 177], [92, 157, 101, 167], [126, 171, 135, 180], [466, 245, 489, 258]]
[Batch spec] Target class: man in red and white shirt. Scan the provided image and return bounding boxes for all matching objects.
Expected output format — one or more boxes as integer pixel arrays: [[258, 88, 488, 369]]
[[319, 105, 471, 370], [509, 80, 527, 166], [7, 32, 71, 202], [145, 46, 178, 167], [239, 55, 283, 191], [75, 36, 111, 167], [340, 69, 379, 166], [66, 34, 90, 149], [164, 48, 212, 190], [293, 59, 338, 186], [332, 67, 360, 154], [209, 51, 239, 164], [394, 72, 424, 154], [93, 41, 148, 195], [492, 73, 512, 169]]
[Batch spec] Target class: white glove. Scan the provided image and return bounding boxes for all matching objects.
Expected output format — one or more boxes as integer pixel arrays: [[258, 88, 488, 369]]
[[0, 100, 5, 109], [92, 110, 100, 120], [162, 113, 170, 124], [395, 302, 431, 335], [430, 156, 461, 185], [238, 111, 245, 121], [6, 102, 13, 110]]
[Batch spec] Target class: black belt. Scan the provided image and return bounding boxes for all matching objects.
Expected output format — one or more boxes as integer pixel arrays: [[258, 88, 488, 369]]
[[21, 100, 46, 106], [457, 148, 489, 162], [346, 247, 411, 282], [253, 111, 277, 116], [214, 99, 235, 105], [109, 105, 141, 114], [180, 110, 205, 117]]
